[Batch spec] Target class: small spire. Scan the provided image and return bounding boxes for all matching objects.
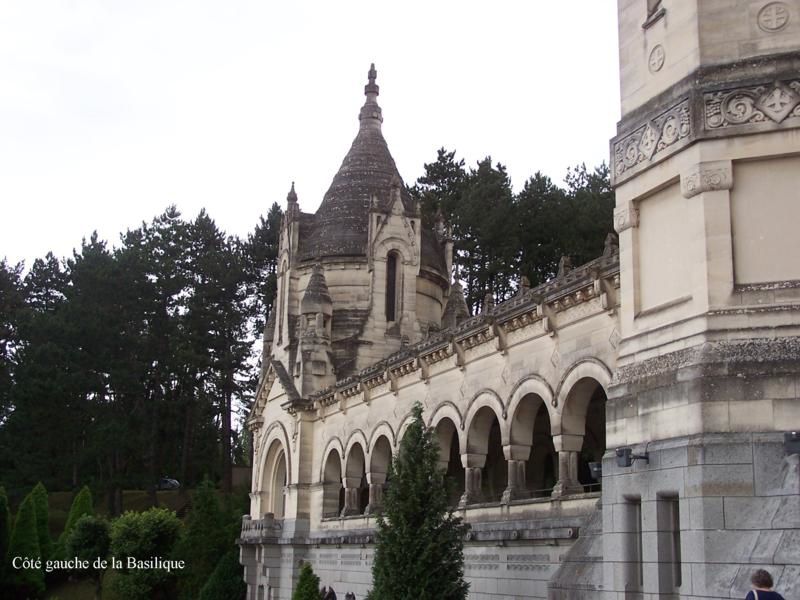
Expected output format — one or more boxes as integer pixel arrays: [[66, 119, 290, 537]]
[[359, 62, 383, 129], [287, 181, 298, 204]]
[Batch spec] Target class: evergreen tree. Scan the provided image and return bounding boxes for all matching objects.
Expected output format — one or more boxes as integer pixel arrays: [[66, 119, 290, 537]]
[[6, 493, 45, 598], [292, 562, 320, 600], [174, 478, 230, 599], [55, 485, 94, 559], [198, 549, 247, 600], [0, 259, 24, 423], [369, 402, 469, 600], [30, 482, 52, 562]]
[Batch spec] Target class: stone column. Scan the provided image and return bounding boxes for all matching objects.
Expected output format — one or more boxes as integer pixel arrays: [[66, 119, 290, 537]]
[[365, 472, 386, 514], [552, 434, 584, 497], [341, 477, 362, 516], [501, 444, 531, 503], [458, 453, 485, 507]]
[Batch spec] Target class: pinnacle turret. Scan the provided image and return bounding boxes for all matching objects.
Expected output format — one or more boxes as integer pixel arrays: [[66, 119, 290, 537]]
[[359, 62, 383, 129]]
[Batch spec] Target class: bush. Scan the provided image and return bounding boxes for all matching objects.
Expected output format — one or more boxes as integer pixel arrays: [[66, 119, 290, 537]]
[[109, 507, 182, 600], [30, 482, 52, 562], [6, 492, 45, 598], [198, 549, 247, 600], [66, 514, 111, 596], [0, 487, 12, 592], [292, 562, 320, 600]]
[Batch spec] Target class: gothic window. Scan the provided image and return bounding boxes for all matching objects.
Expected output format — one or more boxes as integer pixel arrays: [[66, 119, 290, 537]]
[[386, 251, 400, 322], [277, 262, 287, 344]]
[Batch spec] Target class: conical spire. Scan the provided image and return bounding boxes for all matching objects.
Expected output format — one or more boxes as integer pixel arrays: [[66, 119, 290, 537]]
[[359, 62, 383, 130]]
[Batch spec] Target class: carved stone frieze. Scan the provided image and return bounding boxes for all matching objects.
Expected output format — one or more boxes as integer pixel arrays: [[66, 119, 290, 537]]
[[704, 80, 800, 130], [681, 160, 733, 198], [612, 98, 691, 183]]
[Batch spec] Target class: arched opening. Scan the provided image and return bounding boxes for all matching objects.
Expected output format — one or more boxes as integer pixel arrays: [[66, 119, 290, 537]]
[[344, 443, 369, 516], [271, 450, 287, 518], [561, 376, 607, 494], [322, 449, 343, 518], [465, 406, 506, 504], [385, 251, 400, 322], [261, 439, 289, 518], [509, 393, 557, 498], [579, 384, 606, 490], [368, 436, 393, 513], [528, 404, 557, 496], [435, 418, 465, 506], [277, 261, 287, 344]]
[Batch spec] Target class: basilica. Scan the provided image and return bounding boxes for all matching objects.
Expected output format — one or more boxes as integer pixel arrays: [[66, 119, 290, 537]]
[[239, 1, 800, 598]]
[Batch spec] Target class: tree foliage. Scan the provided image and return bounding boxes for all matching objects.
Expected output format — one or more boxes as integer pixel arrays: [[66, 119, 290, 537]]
[[66, 515, 110, 599], [413, 150, 615, 311], [6, 492, 45, 598], [109, 507, 182, 600], [369, 402, 469, 600], [30, 482, 51, 562], [292, 561, 321, 600], [0, 486, 11, 584], [198, 549, 247, 600]]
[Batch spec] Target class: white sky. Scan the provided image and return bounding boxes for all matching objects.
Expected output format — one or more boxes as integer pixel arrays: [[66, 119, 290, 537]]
[[0, 1, 620, 268]]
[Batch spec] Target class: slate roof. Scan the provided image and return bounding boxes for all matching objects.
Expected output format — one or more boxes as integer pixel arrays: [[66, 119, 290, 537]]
[[300, 65, 419, 261]]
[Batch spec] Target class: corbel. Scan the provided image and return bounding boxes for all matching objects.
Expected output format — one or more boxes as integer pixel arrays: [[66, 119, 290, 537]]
[[417, 356, 430, 384], [387, 367, 399, 395], [452, 338, 466, 370], [492, 321, 508, 354], [536, 300, 556, 337]]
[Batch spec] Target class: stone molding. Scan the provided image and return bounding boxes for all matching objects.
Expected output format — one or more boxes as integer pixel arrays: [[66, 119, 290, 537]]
[[611, 53, 800, 186], [613, 204, 640, 233], [681, 160, 733, 198], [612, 98, 692, 184], [705, 79, 800, 130]]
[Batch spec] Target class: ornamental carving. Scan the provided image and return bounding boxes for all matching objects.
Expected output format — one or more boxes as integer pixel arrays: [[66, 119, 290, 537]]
[[705, 80, 800, 129], [681, 161, 733, 198], [613, 204, 639, 233], [757, 2, 790, 32], [612, 99, 691, 181]]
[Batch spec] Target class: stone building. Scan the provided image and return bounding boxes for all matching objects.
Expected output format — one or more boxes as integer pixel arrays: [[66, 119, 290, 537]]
[[239, 2, 800, 598]]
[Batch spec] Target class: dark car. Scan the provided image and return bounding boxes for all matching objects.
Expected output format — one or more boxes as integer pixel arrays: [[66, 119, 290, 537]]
[[156, 477, 180, 490]]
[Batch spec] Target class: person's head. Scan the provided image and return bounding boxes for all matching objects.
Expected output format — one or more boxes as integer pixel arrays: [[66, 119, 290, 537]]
[[751, 569, 774, 590]]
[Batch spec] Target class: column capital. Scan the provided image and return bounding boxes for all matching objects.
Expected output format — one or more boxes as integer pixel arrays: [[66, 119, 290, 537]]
[[681, 160, 733, 199]]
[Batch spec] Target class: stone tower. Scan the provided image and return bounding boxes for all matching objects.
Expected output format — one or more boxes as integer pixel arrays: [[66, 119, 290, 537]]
[[265, 64, 452, 400], [606, 0, 800, 597]]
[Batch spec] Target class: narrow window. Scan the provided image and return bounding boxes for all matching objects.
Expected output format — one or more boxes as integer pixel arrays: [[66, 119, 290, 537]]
[[624, 496, 643, 590], [386, 252, 398, 321], [657, 494, 681, 591]]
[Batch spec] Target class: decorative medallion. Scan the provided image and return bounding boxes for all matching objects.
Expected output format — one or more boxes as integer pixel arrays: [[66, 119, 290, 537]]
[[648, 44, 665, 73], [756, 82, 799, 122], [757, 2, 790, 32]]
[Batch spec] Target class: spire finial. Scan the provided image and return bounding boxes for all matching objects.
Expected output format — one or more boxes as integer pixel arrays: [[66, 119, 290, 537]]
[[360, 62, 383, 128]]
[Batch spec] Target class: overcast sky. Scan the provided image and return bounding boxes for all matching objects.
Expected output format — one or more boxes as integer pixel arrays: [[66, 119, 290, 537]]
[[0, 1, 620, 268]]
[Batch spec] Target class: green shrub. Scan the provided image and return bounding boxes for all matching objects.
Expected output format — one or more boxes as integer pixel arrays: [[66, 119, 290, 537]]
[[292, 562, 320, 600], [30, 482, 52, 561], [198, 549, 247, 600], [109, 507, 182, 600], [66, 515, 110, 598], [6, 493, 45, 598]]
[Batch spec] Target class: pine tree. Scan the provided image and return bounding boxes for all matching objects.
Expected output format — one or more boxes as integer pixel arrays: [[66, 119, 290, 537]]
[[30, 482, 52, 562], [6, 493, 45, 598], [369, 402, 469, 600], [292, 562, 320, 600]]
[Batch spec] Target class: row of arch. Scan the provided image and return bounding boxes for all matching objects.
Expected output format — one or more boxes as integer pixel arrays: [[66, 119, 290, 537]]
[[258, 360, 610, 518]]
